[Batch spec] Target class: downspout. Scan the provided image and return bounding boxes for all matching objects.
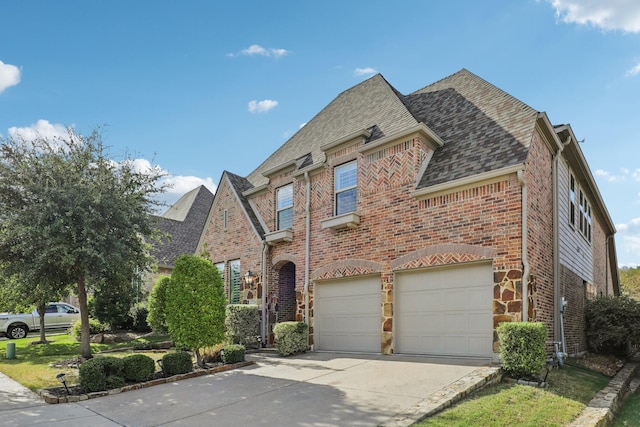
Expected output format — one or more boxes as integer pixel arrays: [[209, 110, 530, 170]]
[[554, 139, 568, 353], [517, 169, 530, 322], [304, 172, 311, 343], [261, 241, 269, 345]]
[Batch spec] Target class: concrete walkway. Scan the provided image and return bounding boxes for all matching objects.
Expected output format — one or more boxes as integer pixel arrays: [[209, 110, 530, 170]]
[[0, 352, 499, 427]]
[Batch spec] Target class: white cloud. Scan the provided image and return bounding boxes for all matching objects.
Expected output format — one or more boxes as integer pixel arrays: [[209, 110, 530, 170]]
[[8, 120, 70, 142], [248, 99, 278, 113], [229, 44, 290, 58], [160, 175, 216, 207], [0, 60, 21, 93], [632, 168, 640, 181], [547, 0, 640, 33], [595, 168, 626, 183], [626, 62, 640, 77], [354, 67, 377, 76], [299, 122, 307, 129]]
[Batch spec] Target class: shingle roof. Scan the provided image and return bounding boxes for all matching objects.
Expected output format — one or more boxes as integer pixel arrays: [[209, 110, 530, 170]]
[[407, 69, 538, 188], [244, 69, 539, 192], [225, 171, 266, 238], [151, 185, 214, 267]]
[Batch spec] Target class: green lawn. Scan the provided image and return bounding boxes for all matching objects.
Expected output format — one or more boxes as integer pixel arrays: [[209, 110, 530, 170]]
[[0, 332, 171, 390], [612, 386, 640, 426], [414, 363, 611, 427]]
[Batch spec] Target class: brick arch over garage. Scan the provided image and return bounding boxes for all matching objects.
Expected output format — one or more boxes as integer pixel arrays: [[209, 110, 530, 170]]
[[390, 244, 497, 271], [311, 259, 383, 281]]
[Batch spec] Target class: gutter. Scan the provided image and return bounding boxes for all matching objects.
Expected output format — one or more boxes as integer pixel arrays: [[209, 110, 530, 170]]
[[517, 170, 530, 322], [553, 138, 568, 352]]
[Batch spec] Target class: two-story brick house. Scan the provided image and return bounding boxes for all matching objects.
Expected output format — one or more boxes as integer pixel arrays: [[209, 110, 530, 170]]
[[198, 69, 619, 359]]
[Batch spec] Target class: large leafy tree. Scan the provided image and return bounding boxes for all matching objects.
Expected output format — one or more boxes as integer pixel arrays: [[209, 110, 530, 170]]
[[620, 266, 640, 301], [0, 128, 164, 357], [166, 254, 226, 368]]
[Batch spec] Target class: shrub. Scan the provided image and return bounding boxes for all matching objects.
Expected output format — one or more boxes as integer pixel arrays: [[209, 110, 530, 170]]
[[497, 321, 547, 379], [225, 305, 260, 347], [79, 356, 125, 392], [122, 354, 156, 382], [161, 351, 193, 376], [133, 341, 153, 350], [69, 318, 107, 338], [222, 344, 245, 364], [585, 295, 640, 355], [147, 276, 170, 333], [273, 322, 308, 356], [166, 255, 226, 368], [130, 303, 151, 332]]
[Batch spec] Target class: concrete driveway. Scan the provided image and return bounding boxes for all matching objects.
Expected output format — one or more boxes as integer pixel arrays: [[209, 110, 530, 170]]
[[0, 352, 498, 427]]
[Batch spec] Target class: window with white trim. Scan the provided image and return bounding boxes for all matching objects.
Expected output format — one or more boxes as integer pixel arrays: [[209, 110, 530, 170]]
[[334, 161, 357, 215], [229, 259, 241, 304], [276, 184, 293, 230], [579, 190, 592, 242]]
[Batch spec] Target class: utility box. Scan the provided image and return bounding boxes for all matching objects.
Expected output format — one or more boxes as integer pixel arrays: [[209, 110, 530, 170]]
[[6, 342, 16, 359]]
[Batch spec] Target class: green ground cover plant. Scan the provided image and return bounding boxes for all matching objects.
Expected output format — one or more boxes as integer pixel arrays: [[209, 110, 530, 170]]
[[612, 387, 640, 426]]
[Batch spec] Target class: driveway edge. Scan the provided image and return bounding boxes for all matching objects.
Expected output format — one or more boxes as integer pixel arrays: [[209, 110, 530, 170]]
[[380, 366, 503, 427]]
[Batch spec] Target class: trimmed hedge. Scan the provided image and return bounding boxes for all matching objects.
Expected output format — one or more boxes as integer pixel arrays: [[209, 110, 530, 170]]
[[273, 322, 308, 356], [222, 344, 245, 364], [497, 321, 547, 379], [69, 318, 107, 338], [225, 304, 260, 347], [79, 356, 125, 392], [122, 354, 155, 382], [161, 351, 193, 376]]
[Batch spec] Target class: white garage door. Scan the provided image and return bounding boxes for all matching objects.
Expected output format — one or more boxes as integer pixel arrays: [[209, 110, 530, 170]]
[[315, 276, 381, 353], [395, 263, 493, 358]]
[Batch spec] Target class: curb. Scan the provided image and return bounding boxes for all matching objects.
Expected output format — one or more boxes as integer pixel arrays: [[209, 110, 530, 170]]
[[380, 366, 503, 427], [37, 360, 255, 404], [568, 354, 640, 427]]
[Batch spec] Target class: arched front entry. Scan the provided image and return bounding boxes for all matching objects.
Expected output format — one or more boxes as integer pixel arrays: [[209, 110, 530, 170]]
[[276, 262, 297, 322], [266, 260, 298, 345]]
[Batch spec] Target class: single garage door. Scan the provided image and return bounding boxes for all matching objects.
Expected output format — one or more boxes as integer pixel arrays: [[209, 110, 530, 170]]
[[395, 262, 493, 358], [315, 276, 381, 353]]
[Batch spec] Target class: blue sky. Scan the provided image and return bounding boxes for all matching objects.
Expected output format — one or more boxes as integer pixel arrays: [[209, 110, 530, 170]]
[[0, 0, 639, 267]]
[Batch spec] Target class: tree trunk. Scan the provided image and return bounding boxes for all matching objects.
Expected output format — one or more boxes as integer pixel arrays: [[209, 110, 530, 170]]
[[77, 275, 92, 359], [37, 302, 47, 342]]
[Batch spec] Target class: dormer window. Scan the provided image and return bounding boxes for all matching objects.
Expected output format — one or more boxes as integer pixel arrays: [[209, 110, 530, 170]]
[[277, 184, 293, 230], [335, 161, 357, 215]]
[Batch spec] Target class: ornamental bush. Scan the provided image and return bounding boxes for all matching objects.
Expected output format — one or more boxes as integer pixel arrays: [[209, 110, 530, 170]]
[[147, 276, 170, 333], [79, 356, 125, 392], [497, 321, 547, 379], [122, 354, 156, 382], [273, 322, 308, 356], [225, 304, 260, 347], [69, 318, 108, 338], [161, 351, 193, 376], [222, 344, 246, 364], [585, 295, 640, 355]]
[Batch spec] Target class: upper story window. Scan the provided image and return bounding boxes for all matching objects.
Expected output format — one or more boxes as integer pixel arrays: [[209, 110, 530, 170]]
[[569, 175, 576, 227], [335, 161, 357, 215], [579, 190, 592, 242], [276, 184, 293, 230]]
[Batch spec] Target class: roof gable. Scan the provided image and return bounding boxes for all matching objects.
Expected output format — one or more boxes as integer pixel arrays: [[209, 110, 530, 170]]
[[151, 185, 214, 267], [246, 74, 419, 187]]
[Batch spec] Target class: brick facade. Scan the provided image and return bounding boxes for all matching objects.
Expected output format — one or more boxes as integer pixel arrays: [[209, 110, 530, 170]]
[[198, 72, 618, 358]]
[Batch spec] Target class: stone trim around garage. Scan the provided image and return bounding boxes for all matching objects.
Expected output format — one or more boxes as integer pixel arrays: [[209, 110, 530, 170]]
[[38, 361, 255, 404]]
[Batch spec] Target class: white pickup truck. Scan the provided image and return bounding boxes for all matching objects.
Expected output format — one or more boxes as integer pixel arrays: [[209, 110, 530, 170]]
[[0, 302, 81, 339]]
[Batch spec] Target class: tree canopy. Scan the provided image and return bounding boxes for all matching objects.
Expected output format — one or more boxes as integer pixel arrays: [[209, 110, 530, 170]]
[[620, 266, 640, 300], [0, 128, 164, 357]]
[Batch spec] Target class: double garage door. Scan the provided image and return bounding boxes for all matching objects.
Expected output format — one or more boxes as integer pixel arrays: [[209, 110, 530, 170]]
[[314, 263, 493, 357]]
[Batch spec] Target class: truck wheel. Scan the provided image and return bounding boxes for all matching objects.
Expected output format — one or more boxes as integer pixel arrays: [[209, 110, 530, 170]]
[[7, 325, 28, 339]]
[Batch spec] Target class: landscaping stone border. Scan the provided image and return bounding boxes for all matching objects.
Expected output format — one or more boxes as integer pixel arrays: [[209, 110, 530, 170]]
[[38, 360, 255, 404], [568, 353, 640, 427]]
